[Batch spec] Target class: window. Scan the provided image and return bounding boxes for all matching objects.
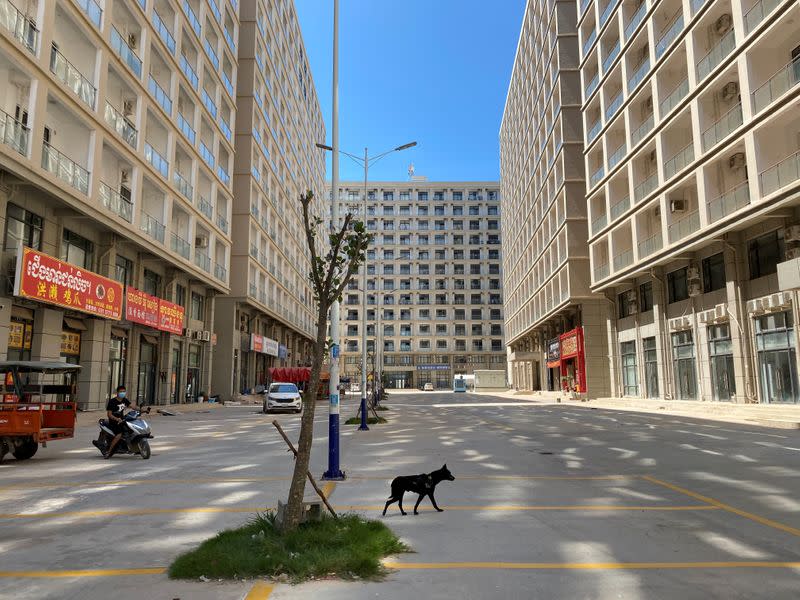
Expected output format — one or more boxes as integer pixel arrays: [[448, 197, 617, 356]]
[[383, 192, 394, 201], [489, 249, 500, 260], [491, 324, 502, 335], [115, 255, 134, 286], [621, 341, 638, 396], [672, 330, 697, 399], [618, 290, 635, 318], [61, 230, 94, 269], [470, 264, 481, 274], [453, 235, 464, 245], [490, 309, 501, 320], [667, 267, 688, 303], [143, 269, 161, 297], [471, 308, 482, 319], [471, 293, 482, 304], [419, 309, 430, 319], [436, 324, 447, 335], [455, 309, 466, 320], [702, 252, 726, 293], [469, 206, 480, 215], [453, 206, 463, 216], [708, 324, 736, 401], [491, 339, 502, 351], [190, 292, 205, 321], [175, 283, 186, 307], [454, 250, 464, 260], [417, 192, 427, 201], [436, 340, 447, 349], [472, 340, 484, 351], [639, 281, 653, 312], [470, 279, 482, 290], [470, 249, 481, 260], [4, 203, 43, 250], [347, 325, 358, 336], [453, 192, 463, 201], [643, 337, 659, 398], [417, 206, 428, 216], [455, 324, 466, 335], [419, 340, 430, 349], [749, 230, 785, 279], [471, 324, 482, 335]]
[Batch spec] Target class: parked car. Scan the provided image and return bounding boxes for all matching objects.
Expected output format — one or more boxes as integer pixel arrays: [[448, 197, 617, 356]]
[[423, 383, 434, 391], [263, 383, 303, 413], [350, 382, 360, 393]]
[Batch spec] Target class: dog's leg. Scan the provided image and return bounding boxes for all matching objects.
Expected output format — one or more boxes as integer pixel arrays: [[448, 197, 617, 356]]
[[398, 492, 407, 516], [382, 497, 397, 516], [413, 494, 426, 515], [429, 492, 444, 512]]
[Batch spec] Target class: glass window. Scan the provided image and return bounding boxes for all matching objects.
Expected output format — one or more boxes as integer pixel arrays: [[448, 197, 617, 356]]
[[671, 330, 697, 399], [114, 255, 134, 286], [708, 324, 735, 401], [643, 337, 659, 398], [4, 203, 43, 251], [621, 341, 638, 396], [755, 311, 799, 403], [191, 292, 205, 321], [618, 290, 635, 319], [61, 230, 94, 269], [702, 252, 726, 293], [667, 267, 688, 303], [639, 281, 653, 312], [748, 230, 785, 279], [143, 269, 161, 296]]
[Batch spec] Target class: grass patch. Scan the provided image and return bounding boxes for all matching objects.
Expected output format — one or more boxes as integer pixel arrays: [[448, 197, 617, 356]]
[[374, 405, 390, 411], [169, 512, 408, 583], [345, 416, 387, 425]]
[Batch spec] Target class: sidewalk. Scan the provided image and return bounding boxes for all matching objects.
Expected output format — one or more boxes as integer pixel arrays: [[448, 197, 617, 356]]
[[73, 396, 261, 427], [479, 389, 800, 429]]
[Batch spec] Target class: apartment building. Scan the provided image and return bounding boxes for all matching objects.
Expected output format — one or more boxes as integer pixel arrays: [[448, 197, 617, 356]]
[[500, 0, 611, 398], [335, 181, 505, 390], [580, 0, 800, 402], [0, 0, 239, 408], [212, 0, 326, 397]]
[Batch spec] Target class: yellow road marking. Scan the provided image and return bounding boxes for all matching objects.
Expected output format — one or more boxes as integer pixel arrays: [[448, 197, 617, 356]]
[[321, 481, 336, 499], [0, 567, 166, 578], [383, 561, 800, 570], [245, 581, 274, 599], [642, 475, 800, 538]]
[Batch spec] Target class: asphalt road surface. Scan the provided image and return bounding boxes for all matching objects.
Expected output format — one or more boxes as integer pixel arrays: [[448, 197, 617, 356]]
[[3, 392, 800, 599]]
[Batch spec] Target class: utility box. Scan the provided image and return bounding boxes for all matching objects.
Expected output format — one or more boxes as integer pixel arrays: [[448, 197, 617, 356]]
[[473, 370, 508, 391]]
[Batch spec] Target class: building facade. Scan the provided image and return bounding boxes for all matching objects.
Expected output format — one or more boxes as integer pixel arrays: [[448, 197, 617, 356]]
[[334, 181, 505, 390], [0, 0, 239, 409], [500, 0, 611, 398], [580, 0, 800, 402], [212, 0, 326, 398]]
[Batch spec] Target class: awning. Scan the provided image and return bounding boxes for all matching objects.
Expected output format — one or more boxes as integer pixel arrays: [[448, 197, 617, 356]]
[[142, 334, 160, 345], [63, 317, 87, 331], [268, 367, 317, 383], [111, 327, 128, 339]]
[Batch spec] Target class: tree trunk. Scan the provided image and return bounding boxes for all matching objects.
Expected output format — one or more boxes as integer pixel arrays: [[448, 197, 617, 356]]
[[280, 305, 329, 532]]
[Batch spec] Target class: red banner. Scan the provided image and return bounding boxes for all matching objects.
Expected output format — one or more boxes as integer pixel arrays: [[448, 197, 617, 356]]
[[14, 246, 123, 320], [158, 298, 185, 335], [126, 288, 159, 328], [251, 333, 263, 353]]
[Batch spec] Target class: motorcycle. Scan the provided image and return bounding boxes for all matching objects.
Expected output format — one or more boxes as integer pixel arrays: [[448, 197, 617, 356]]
[[93, 407, 153, 459]]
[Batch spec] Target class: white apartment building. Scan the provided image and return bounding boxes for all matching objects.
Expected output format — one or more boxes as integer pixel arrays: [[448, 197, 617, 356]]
[[580, 0, 800, 402], [0, 0, 238, 408], [501, 0, 611, 398], [335, 181, 505, 390], [212, 0, 326, 398]]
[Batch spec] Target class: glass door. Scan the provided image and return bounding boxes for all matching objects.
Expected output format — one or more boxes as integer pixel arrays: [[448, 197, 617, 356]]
[[672, 330, 697, 400], [708, 324, 735, 401], [643, 337, 659, 398], [756, 312, 799, 403], [137, 340, 157, 405], [108, 335, 127, 402], [170, 343, 182, 404]]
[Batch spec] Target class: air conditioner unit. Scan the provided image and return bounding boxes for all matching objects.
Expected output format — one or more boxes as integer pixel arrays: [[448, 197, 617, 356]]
[[670, 316, 692, 331], [767, 293, 790, 311], [786, 246, 800, 260], [670, 199, 687, 213], [688, 281, 702, 297], [785, 225, 800, 243], [721, 82, 739, 101], [747, 298, 765, 314], [122, 99, 135, 116], [195, 235, 209, 248], [687, 265, 700, 280], [201, 330, 211, 342], [714, 303, 728, 321], [698, 310, 711, 324], [184, 328, 194, 338], [127, 33, 137, 47], [715, 14, 732, 35], [729, 152, 746, 170]]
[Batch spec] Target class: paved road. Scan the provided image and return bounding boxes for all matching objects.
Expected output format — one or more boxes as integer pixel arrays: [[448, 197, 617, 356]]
[[3, 393, 800, 599]]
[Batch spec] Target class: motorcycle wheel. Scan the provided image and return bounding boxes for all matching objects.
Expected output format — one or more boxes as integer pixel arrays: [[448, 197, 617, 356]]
[[12, 438, 38, 460], [138, 439, 151, 460]]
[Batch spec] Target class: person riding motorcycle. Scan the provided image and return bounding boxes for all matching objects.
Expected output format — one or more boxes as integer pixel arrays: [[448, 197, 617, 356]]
[[103, 385, 139, 459]]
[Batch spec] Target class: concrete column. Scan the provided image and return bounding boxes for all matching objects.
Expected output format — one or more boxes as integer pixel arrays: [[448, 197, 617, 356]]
[[77, 319, 112, 410], [211, 296, 237, 400], [31, 308, 62, 361]]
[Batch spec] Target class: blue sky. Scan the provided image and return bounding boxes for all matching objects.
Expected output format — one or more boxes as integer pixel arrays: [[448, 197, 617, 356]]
[[294, 0, 525, 183]]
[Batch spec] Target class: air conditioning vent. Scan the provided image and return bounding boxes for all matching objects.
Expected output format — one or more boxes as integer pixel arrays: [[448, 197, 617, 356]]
[[721, 82, 739, 101], [644, 96, 653, 112], [649, 150, 657, 163], [195, 235, 209, 248], [714, 303, 728, 321], [670, 199, 687, 213], [729, 152, 746, 170], [122, 99, 135, 116], [127, 33, 137, 47], [201, 330, 211, 342], [715, 14, 732, 35]]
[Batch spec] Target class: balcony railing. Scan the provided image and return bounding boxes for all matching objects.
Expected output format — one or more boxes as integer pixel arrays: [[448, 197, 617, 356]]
[[214, 262, 227, 281], [744, 0, 781, 34], [638, 233, 662, 258], [656, 13, 684, 59], [702, 103, 743, 151], [148, 75, 172, 115], [216, 212, 228, 233], [605, 90, 623, 121], [664, 142, 694, 180], [625, 1, 647, 41], [592, 213, 608, 235], [0, 108, 28, 155], [203, 38, 219, 70], [99, 182, 133, 222], [582, 29, 597, 58], [200, 141, 214, 167], [198, 195, 213, 219], [696, 29, 735, 81], [668, 209, 700, 243], [707, 181, 750, 221], [760, 150, 800, 196], [585, 72, 600, 98], [50, 44, 96, 108], [170, 231, 191, 259], [631, 113, 654, 146], [104, 101, 137, 148], [110, 26, 142, 78], [691, 0, 709, 15], [177, 113, 196, 144], [752, 58, 800, 114], [182, 0, 201, 37], [610, 195, 630, 220], [587, 118, 602, 142], [140, 213, 165, 243], [207, 0, 222, 22], [627, 56, 650, 93], [220, 117, 231, 142], [152, 10, 176, 55], [600, 0, 620, 27], [76, 0, 102, 28], [222, 71, 234, 97], [144, 142, 169, 177], [194, 251, 211, 272], [174, 171, 193, 201], [613, 249, 633, 271], [660, 78, 689, 117], [216, 164, 230, 185], [41, 141, 89, 194], [0, 0, 38, 53], [602, 40, 621, 73], [608, 143, 626, 169], [590, 165, 605, 187], [594, 262, 610, 281], [180, 54, 198, 88], [201, 88, 217, 118], [634, 173, 659, 203]]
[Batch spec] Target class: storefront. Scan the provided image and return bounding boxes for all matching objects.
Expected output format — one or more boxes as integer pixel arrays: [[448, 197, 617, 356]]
[[559, 327, 586, 394], [8, 309, 34, 361], [546, 337, 560, 391], [108, 328, 128, 401], [415, 364, 449, 389], [250, 334, 279, 389], [755, 311, 799, 403], [186, 344, 202, 402], [387, 371, 413, 389], [708, 324, 736, 401], [671, 329, 697, 400]]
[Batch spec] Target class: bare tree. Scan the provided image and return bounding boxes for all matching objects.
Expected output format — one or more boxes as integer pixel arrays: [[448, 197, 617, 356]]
[[281, 190, 372, 532]]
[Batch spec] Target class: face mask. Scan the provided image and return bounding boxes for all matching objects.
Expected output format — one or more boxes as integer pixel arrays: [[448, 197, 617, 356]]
[[118, 391, 127, 399]]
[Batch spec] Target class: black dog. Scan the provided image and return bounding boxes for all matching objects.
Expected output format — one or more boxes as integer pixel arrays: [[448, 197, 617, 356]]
[[382, 464, 455, 516]]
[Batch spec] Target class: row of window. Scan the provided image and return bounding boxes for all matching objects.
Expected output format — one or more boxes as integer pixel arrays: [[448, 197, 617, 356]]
[[367, 249, 501, 261], [366, 219, 500, 229], [343, 205, 500, 217], [345, 294, 503, 306], [342, 191, 499, 202], [346, 324, 503, 336], [345, 308, 503, 321], [344, 354, 507, 366], [351, 278, 502, 291], [345, 340, 504, 352], [367, 234, 501, 246]]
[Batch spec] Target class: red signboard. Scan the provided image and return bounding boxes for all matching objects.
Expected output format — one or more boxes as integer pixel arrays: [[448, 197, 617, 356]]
[[158, 298, 185, 335], [126, 288, 159, 328], [251, 334, 264, 353], [14, 246, 123, 320]]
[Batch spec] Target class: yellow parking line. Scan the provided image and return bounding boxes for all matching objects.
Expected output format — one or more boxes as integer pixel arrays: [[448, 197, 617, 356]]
[[383, 561, 800, 570], [322, 481, 336, 498], [642, 475, 800, 538], [0, 567, 166, 578], [245, 581, 274, 599]]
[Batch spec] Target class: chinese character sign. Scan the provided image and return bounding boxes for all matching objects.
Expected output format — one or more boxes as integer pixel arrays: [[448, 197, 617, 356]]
[[126, 288, 159, 328], [158, 299, 185, 335], [14, 247, 123, 320]]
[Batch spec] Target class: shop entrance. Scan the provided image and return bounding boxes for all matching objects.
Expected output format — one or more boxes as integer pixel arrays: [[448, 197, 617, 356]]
[[708, 324, 735, 401], [671, 330, 697, 400], [186, 344, 202, 402], [108, 332, 127, 401], [756, 312, 799, 403], [137, 338, 157, 405], [170, 343, 182, 404], [388, 372, 412, 389]]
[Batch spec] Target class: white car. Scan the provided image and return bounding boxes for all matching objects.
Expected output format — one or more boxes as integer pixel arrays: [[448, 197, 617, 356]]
[[423, 383, 434, 391], [263, 383, 303, 413]]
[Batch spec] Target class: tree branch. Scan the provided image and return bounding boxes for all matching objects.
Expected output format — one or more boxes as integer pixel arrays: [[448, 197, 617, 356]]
[[321, 213, 354, 298], [300, 192, 323, 291]]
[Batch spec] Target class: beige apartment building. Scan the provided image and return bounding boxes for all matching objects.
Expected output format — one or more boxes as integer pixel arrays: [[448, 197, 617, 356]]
[[212, 0, 326, 398], [500, 0, 611, 398], [0, 0, 240, 408], [335, 181, 505, 390], [580, 0, 800, 402]]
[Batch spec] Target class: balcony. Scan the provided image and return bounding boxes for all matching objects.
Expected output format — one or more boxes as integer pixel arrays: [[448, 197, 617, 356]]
[[50, 45, 96, 109], [216, 212, 228, 233], [144, 142, 169, 177], [152, 10, 176, 54], [104, 102, 137, 148], [199, 141, 214, 167], [99, 182, 133, 222], [201, 88, 217, 118], [140, 212, 166, 243], [203, 39, 219, 70], [600, 0, 620, 27], [194, 251, 210, 272], [664, 142, 694, 180], [216, 164, 229, 185], [585, 72, 600, 98], [602, 40, 621, 73], [0, 108, 28, 155], [174, 171, 193, 201], [214, 262, 227, 281], [582, 29, 597, 59], [638, 233, 663, 258], [634, 173, 659, 203], [702, 103, 743, 150], [75, 0, 102, 28], [182, 0, 201, 37], [744, 0, 781, 34], [590, 165, 605, 187], [594, 262, 610, 281], [180, 55, 198, 88], [625, 1, 647, 42], [760, 149, 800, 196], [207, 0, 222, 22], [177, 113, 196, 144], [752, 58, 800, 114], [41, 141, 89, 194], [587, 118, 602, 142], [613, 249, 633, 271], [148, 75, 172, 115], [668, 209, 700, 243], [0, 0, 38, 53], [691, 0, 709, 15], [631, 113, 654, 146], [198, 195, 212, 218], [605, 91, 623, 121], [707, 181, 750, 221], [656, 13, 684, 59], [592, 213, 608, 234], [696, 30, 735, 81], [221, 71, 233, 97], [610, 195, 630, 220], [660, 78, 689, 117], [608, 143, 626, 169], [170, 231, 191, 259], [627, 57, 650, 93], [110, 27, 142, 78], [220, 117, 231, 142]]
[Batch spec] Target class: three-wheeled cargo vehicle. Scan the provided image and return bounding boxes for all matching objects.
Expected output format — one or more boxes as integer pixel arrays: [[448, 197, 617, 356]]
[[0, 360, 81, 462]]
